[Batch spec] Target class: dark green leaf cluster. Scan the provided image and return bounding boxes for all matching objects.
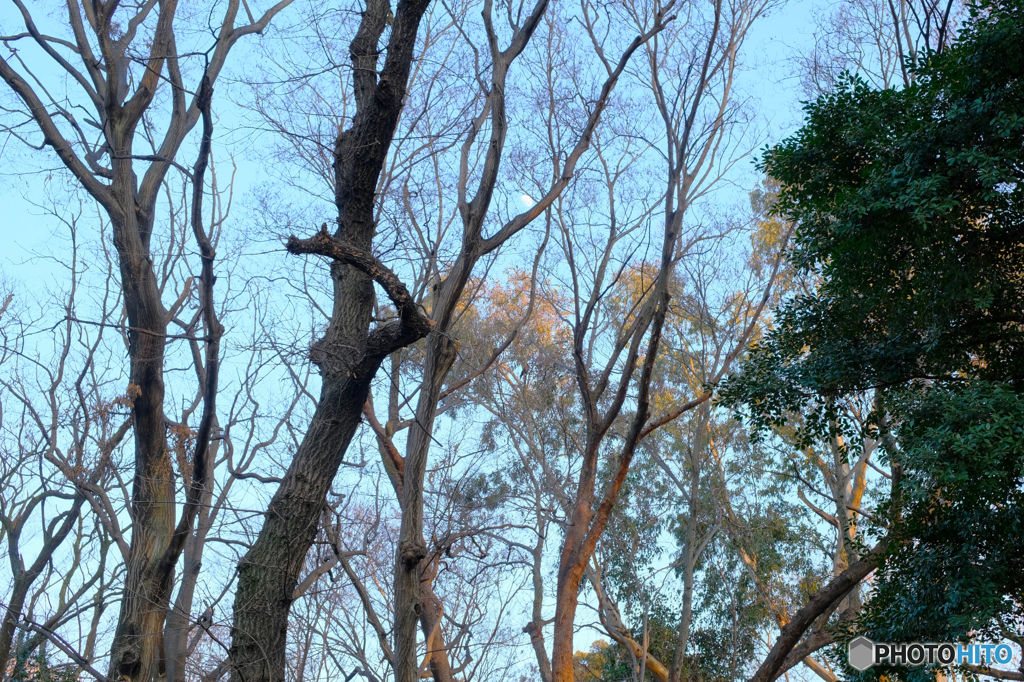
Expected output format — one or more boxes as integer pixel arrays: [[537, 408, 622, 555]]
[[862, 382, 1024, 644], [721, 0, 1024, 429], [720, 0, 1024, 669]]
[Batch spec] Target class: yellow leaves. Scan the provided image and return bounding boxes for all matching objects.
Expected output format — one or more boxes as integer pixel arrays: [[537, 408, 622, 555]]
[[605, 261, 661, 329], [798, 574, 822, 597], [454, 268, 571, 365], [92, 383, 142, 433], [573, 640, 611, 681], [651, 386, 677, 416], [111, 382, 142, 410]]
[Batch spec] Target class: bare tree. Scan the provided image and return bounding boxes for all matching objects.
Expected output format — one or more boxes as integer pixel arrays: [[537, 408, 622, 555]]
[[0, 289, 121, 680], [798, 0, 963, 95], [2, 0, 932, 681], [226, 0, 676, 677], [0, 1, 291, 677], [0, 202, 128, 682], [538, 0, 786, 677]]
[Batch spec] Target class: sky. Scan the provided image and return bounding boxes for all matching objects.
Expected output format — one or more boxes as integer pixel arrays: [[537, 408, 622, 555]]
[[0, 0, 818, 290]]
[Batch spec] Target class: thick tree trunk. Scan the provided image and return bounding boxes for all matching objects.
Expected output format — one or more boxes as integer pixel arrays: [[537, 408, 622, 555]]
[[107, 75, 220, 682], [228, 349, 376, 682], [550, 501, 594, 682], [105, 193, 175, 682], [228, 0, 431, 676], [0, 5, 262, 682]]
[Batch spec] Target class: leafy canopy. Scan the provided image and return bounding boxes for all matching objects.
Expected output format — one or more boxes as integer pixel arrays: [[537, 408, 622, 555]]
[[720, 0, 1024, 662]]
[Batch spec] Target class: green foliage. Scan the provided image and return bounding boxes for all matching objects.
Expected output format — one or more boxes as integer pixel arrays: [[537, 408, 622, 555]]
[[8, 642, 79, 682], [722, 0, 1024, 424], [863, 382, 1024, 643], [598, 448, 673, 606], [572, 611, 729, 682], [720, 0, 1024, 672]]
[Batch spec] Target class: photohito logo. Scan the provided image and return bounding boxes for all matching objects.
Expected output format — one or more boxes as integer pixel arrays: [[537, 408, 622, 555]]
[[847, 637, 1015, 671]]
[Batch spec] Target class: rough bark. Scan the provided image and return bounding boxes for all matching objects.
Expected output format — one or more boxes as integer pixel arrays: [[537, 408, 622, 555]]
[[228, 371, 379, 682], [106, 73, 223, 682], [226, 0, 433, 679], [104, 119, 179, 682]]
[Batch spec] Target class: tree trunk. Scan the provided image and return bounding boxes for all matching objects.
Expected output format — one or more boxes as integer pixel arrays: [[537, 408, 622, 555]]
[[670, 410, 708, 682], [228, 356, 375, 682], [526, 522, 553, 682], [226, 0, 431, 676], [668, 545, 696, 682], [106, 74, 222, 682], [105, 192, 175, 682], [0, 577, 31, 680], [550, 498, 594, 682], [394, 336, 460, 682], [419, 579, 455, 682]]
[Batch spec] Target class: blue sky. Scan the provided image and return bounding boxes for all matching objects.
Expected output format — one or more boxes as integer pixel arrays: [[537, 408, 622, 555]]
[[0, 0, 818, 291]]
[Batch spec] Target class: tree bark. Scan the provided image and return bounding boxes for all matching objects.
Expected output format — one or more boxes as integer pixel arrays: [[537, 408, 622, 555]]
[[226, 0, 432, 679], [1, 3, 290, 681], [418, 578, 456, 682], [107, 72, 223, 682], [104, 139, 178, 682], [228, 369, 377, 682]]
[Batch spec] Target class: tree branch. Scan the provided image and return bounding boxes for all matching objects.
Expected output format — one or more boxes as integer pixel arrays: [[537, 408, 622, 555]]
[[285, 226, 433, 339], [751, 541, 886, 682]]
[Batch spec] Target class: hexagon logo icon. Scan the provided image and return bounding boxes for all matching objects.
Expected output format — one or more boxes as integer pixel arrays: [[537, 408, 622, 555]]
[[848, 636, 876, 671]]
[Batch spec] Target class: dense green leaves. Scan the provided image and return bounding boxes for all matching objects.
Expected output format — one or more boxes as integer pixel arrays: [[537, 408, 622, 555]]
[[723, 0, 1024, 422], [864, 383, 1024, 645], [720, 0, 1024, 671]]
